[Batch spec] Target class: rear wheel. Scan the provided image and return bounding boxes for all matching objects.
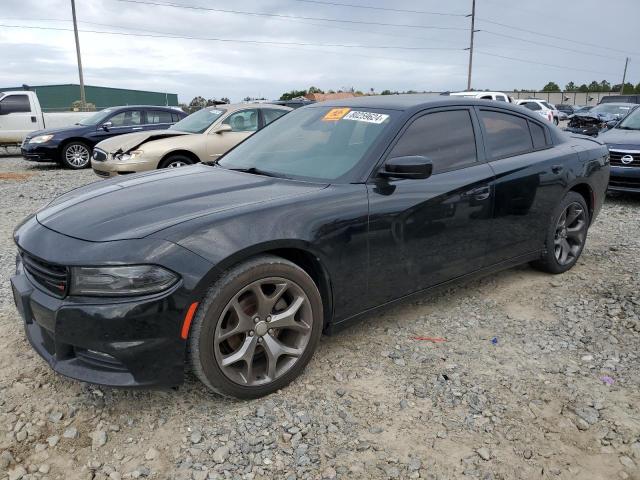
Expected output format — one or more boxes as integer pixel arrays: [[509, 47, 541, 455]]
[[531, 191, 589, 274], [188, 255, 323, 398], [61, 142, 91, 169], [159, 154, 194, 169]]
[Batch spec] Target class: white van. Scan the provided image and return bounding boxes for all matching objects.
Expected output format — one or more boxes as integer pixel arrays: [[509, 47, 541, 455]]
[[449, 91, 513, 103], [0, 91, 92, 146]]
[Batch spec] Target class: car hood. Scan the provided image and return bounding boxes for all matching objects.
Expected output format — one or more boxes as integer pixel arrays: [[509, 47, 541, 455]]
[[95, 130, 191, 154], [598, 128, 640, 149], [29, 125, 90, 137], [36, 165, 327, 242]]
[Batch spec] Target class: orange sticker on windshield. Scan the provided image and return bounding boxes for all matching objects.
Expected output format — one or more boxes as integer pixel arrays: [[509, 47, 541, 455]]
[[322, 108, 350, 121]]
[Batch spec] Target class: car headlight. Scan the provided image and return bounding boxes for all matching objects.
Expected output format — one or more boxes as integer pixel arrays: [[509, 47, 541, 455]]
[[29, 134, 54, 144], [115, 150, 143, 162], [69, 265, 178, 297]]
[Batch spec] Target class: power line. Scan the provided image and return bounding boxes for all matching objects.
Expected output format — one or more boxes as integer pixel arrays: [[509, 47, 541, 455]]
[[289, 0, 468, 16], [479, 30, 625, 61], [477, 17, 634, 56], [0, 23, 464, 51], [475, 50, 618, 77], [114, 0, 469, 31]]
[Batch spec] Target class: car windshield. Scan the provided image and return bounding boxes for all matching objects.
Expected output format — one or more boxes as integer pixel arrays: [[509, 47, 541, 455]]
[[592, 104, 634, 116], [170, 108, 226, 133], [616, 108, 640, 130], [78, 109, 115, 126], [218, 106, 396, 182]]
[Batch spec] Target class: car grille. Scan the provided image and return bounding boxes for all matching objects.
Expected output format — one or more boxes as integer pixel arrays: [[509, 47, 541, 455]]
[[92, 148, 108, 162], [20, 251, 69, 298], [609, 150, 640, 167], [610, 176, 640, 190]]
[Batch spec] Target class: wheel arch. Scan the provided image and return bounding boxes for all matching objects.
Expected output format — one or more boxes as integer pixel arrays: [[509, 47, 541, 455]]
[[58, 137, 93, 157], [158, 149, 201, 168], [197, 241, 334, 330], [567, 182, 594, 223]]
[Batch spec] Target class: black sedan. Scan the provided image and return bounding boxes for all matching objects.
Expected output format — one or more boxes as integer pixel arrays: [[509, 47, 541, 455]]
[[21, 106, 186, 169], [11, 96, 609, 398]]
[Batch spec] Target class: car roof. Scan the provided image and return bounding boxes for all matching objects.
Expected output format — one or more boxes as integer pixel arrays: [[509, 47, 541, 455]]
[[595, 102, 637, 107], [102, 105, 180, 110], [312, 94, 531, 114], [205, 103, 291, 112]]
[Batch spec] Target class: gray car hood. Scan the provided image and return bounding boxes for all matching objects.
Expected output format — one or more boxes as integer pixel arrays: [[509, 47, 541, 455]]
[[598, 128, 640, 149]]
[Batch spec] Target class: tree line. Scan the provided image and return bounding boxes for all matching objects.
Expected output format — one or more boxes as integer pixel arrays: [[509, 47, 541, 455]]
[[537, 80, 640, 93]]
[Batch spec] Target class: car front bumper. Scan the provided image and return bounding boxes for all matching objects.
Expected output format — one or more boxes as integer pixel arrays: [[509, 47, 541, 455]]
[[91, 157, 158, 178], [21, 143, 59, 163], [12, 216, 214, 388], [609, 165, 640, 192]]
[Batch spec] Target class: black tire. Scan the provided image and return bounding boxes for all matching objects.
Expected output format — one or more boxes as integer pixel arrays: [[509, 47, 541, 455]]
[[158, 154, 194, 169], [188, 255, 323, 398], [61, 141, 92, 169], [530, 191, 589, 274]]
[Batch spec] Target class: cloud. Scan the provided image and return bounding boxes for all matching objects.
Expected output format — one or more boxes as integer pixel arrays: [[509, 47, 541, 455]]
[[1, 0, 637, 102]]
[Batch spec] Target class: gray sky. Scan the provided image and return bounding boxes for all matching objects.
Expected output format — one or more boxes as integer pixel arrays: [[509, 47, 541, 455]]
[[1, 0, 638, 103]]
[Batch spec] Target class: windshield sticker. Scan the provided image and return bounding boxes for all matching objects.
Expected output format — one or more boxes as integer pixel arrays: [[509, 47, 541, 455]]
[[323, 108, 350, 121], [343, 111, 389, 124], [209, 109, 223, 115]]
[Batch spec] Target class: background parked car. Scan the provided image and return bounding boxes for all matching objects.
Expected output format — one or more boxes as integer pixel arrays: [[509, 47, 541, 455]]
[[0, 90, 93, 146], [555, 104, 575, 120], [599, 94, 640, 105], [565, 103, 637, 137], [20, 106, 186, 169], [91, 103, 291, 177], [449, 91, 512, 102], [516, 99, 559, 124], [598, 106, 640, 192]]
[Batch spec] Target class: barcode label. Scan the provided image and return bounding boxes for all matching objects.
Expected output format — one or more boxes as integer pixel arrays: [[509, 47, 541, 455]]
[[343, 111, 389, 124]]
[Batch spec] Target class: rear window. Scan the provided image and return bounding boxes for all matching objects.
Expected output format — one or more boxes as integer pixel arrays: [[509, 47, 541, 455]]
[[479, 110, 533, 159], [529, 121, 547, 149], [542, 102, 554, 110], [521, 102, 541, 111]]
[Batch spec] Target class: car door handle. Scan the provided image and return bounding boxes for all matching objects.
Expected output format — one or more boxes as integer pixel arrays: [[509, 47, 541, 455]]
[[463, 185, 491, 201], [551, 165, 563, 174], [31, 116, 37, 123]]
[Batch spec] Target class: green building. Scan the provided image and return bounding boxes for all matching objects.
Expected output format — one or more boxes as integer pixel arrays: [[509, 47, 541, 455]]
[[0, 84, 179, 111]]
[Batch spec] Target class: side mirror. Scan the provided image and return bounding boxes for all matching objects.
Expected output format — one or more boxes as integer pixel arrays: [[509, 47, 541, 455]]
[[380, 156, 433, 179], [213, 124, 232, 134], [101, 121, 112, 131]]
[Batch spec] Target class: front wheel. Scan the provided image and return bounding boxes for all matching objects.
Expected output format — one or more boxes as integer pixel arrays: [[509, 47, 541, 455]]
[[531, 191, 589, 274], [188, 255, 323, 398], [159, 154, 194, 169], [61, 142, 91, 169]]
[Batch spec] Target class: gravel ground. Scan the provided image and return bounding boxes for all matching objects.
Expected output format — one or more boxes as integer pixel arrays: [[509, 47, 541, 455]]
[[0, 156, 638, 480]]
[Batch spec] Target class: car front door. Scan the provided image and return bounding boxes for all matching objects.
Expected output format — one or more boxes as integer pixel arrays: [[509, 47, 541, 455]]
[[476, 107, 568, 264], [91, 109, 144, 143], [366, 107, 496, 305], [206, 108, 259, 160]]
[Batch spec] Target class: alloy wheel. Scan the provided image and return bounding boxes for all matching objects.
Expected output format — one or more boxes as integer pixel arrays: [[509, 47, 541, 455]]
[[168, 161, 187, 168], [65, 144, 90, 167], [213, 277, 314, 386], [554, 201, 586, 265]]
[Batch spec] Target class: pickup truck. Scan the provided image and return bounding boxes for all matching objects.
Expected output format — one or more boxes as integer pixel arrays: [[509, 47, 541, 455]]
[[0, 90, 92, 147]]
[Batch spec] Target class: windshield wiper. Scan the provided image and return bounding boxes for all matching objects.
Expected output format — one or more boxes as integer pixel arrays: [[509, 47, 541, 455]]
[[224, 166, 284, 178]]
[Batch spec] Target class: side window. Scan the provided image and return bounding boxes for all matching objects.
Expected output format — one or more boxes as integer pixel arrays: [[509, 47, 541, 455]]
[[109, 110, 142, 127], [479, 110, 534, 159], [389, 110, 477, 174], [479, 95, 493, 100], [521, 102, 541, 111], [223, 109, 258, 132], [147, 110, 173, 124], [0, 95, 31, 114], [529, 121, 547, 149], [496, 95, 507, 102], [262, 108, 287, 126], [171, 112, 182, 122]]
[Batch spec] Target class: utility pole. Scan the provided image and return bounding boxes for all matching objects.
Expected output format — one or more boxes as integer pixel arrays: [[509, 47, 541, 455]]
[[466, 0, 476, 91], [620, 57, 629, 94], [70, 0, 86, 109]]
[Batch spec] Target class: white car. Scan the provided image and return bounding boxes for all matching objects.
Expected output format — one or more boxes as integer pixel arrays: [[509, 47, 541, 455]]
[[450, 91, 513, 102], [516, 99, 559, 125]]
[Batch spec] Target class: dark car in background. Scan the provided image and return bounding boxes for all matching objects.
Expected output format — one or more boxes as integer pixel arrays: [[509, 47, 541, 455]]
[[599, 95, 640, 105], [565, 103, 637, 137], [599, 106, 640, 192], [555, 104, 575, 120], [21, 106, 186, 169], [11, 96, 609, 398]]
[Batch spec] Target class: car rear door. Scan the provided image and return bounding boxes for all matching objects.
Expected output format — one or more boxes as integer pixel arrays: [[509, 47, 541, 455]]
[[206, 108, 259, 160], [476, 107, 568, 264], [144, 109, 175, 131], [365, 107, 496, 305], [91, 109, 145, 143]]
